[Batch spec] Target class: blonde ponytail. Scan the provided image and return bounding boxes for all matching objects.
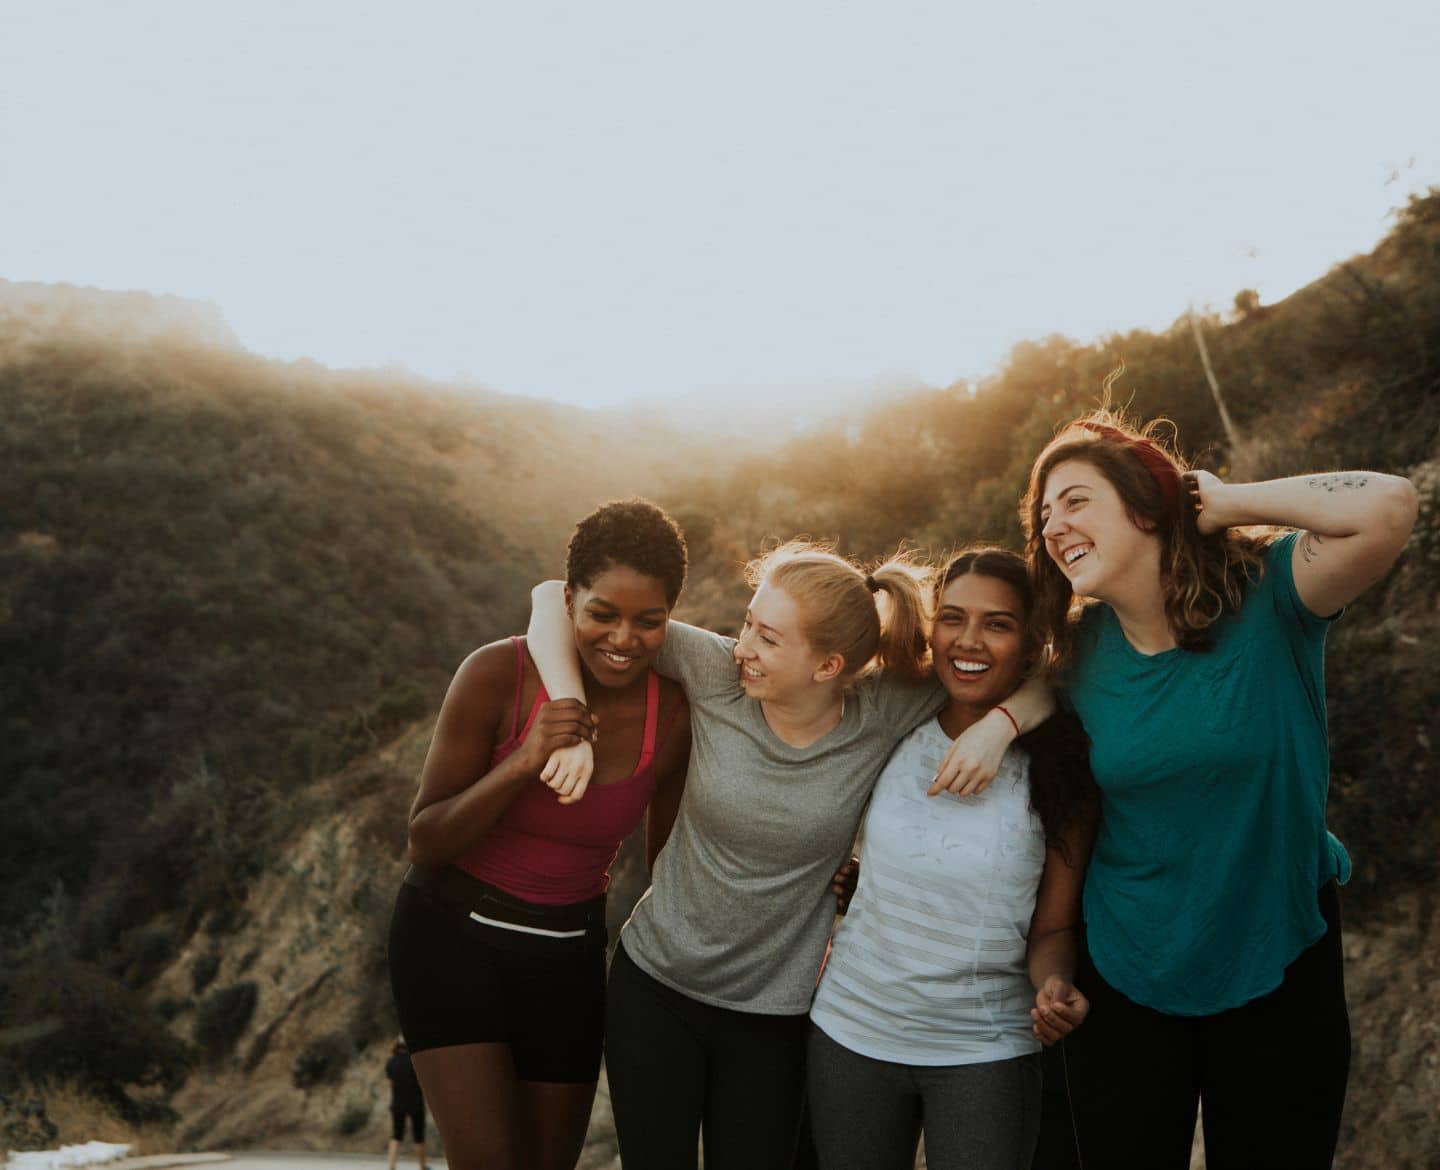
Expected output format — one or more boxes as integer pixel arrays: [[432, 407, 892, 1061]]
[[868, 558, 932, 682], [744, 541, 932, 683]]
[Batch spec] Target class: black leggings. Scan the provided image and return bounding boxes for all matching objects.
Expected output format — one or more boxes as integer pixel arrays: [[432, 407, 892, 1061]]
[[1033, 882, 1350, 1170], [390, 1109, 424, 1143], [604, 941, 809, 1170]]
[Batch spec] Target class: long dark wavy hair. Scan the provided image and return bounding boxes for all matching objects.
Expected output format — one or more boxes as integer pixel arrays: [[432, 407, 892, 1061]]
[[1019, 402, 1271, 669], [936, 547, 1098, 857]]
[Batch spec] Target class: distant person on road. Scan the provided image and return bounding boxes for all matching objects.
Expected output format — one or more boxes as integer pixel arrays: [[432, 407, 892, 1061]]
[[389, 499, 692, 1170], [1022, 403, 1419, 1169], [385, 1038, 426, 1170]]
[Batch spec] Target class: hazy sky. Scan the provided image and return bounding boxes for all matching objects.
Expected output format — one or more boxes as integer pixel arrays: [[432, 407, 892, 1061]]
[[3, 1, 1437, 408]]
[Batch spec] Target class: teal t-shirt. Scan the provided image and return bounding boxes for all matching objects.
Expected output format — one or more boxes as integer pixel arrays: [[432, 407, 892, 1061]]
[[1065, 532, 1351, 1016]]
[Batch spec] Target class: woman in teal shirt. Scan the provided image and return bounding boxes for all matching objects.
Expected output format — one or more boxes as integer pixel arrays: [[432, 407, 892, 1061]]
[[1022, 407, 1417, 1170]]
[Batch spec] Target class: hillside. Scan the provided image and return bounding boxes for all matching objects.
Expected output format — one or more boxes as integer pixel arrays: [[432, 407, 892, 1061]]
[[0, 281, 706, 1134], [3, 191, 1439, 1168]]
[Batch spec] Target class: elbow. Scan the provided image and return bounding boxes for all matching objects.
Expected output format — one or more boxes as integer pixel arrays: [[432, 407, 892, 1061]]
[[532, 579, 566, 604], [1365, 476, 1421, 562], [405, 820, 442, 868], [1385, 476, 1421, 542]]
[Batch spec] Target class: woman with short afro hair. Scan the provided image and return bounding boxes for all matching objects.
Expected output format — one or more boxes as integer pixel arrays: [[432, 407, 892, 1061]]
[[388, 498, 692, 1170]]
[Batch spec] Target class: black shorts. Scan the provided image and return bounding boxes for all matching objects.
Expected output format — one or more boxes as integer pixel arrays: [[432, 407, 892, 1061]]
[[387, 872, 607, 1083], [390, 1109, 424, 1143]]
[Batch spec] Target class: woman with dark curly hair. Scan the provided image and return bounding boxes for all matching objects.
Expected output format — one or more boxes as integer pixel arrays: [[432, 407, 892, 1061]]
[[1023, 407, 1418, 1170], [388, 498, 692, 1170], [806, 547, 1097, 1170]]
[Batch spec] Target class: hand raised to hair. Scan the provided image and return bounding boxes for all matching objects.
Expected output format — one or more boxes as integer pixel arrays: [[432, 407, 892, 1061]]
[[1183, 469, 1228, 536]]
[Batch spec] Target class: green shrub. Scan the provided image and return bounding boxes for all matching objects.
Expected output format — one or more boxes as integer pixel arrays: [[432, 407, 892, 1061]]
[[190, 951, 221, 994], [3, 958, 190, 1118], [114, 923, 177, 988], [292, 1032, 354, 1089], [152, 994, 189, 1021], [336, 1101, 372, 1135], [192, 982, 258, 1059]]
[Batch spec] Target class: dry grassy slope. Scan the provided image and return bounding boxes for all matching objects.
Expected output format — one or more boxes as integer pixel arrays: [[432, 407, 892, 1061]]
[[143, 703, 644, 1165], [150, 720, 431, 1152]]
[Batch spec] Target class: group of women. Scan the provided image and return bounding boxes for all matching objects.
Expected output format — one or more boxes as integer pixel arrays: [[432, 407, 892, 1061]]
[[387, 405, 1419, 1170]]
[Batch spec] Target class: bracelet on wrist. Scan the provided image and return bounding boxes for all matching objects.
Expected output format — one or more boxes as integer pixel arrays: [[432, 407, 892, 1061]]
[[994, 704, 1021, 737]]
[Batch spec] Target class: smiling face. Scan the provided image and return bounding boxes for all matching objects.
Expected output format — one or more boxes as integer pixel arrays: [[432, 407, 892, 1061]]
[[932, 572, 1032, 716], [1039, 458, 1161, 604], [566, 563, 671, 689], [733, 581, 839, 703]]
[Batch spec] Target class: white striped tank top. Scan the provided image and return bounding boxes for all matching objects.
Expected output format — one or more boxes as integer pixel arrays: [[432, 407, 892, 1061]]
[[810, 718, 1045, 1065]]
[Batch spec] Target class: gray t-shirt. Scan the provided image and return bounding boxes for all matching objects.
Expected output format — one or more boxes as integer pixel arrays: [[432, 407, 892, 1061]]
[[620, 621, 945, 1014]]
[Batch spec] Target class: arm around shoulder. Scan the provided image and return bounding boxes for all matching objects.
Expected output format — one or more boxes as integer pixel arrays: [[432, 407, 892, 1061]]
[[928, 673, 1055, 798], [528, 581, 586, 701]]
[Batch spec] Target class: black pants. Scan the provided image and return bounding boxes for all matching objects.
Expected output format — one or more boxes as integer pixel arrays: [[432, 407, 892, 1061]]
[[1033, 883, 1350, 1170], [605, 941, 809, 1170], [390, 1108, 424, 1143]]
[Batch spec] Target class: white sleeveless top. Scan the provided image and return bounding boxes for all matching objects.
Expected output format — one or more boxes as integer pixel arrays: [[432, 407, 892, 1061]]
[[810, 718, 1046, 1065]]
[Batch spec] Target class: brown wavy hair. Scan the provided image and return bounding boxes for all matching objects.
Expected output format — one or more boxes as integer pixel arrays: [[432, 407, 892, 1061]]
[[1020, 404, 1271, 667], [743, 541, 932, 683]]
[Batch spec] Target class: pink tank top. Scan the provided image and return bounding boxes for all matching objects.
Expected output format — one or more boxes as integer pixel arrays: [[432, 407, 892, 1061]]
[[453, 637, 671, 905]]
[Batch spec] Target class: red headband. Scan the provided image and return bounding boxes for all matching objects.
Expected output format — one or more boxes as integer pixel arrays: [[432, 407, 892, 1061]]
[[1076, 422, 1182, 513]]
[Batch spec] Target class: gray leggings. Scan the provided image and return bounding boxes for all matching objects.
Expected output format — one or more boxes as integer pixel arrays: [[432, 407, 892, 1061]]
[[806, 1024, 1041, 1170]]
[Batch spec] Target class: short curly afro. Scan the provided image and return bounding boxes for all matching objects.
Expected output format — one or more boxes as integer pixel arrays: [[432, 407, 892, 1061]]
[[565, 498, 688, 607]]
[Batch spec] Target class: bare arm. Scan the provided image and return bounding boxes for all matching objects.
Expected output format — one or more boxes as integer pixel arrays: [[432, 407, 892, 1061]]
[[526, 580, 596, 802], [645, 698, 691, 870], [929, 672, 1056, 797], [406, 643, 594, 866], [1027, 813, 1095, 1046], [528, 580, 587, 700], [1190, 470, 1418, 617]]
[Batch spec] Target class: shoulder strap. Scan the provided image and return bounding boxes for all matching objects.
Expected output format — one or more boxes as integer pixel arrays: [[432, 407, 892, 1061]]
[[635, 671, 661, 772], [508, 636, 527, 740], [655, 687, 688, 753]]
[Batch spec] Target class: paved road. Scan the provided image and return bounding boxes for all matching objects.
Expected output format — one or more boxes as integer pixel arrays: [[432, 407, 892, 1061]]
[[122, 1146, 622, 1170], [116, 1156, 448, 1170], [219, 1159, 447, 1170]]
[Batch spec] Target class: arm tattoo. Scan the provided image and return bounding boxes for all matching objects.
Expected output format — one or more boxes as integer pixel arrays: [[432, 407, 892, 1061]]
[[1300, 531, 1325, 563], [1306, 473, 1370, 492]]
